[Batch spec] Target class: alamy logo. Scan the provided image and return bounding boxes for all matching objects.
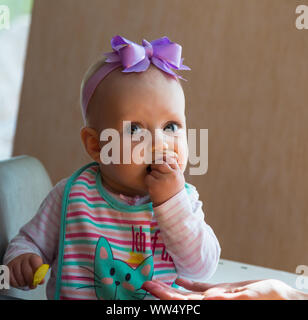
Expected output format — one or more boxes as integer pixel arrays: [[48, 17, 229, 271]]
[[0, 5, 10, 30], [0, 265, 10, 289], [295, 265, 308, 290], [99, 122, 208, 176], [295, 5, 308, 29]]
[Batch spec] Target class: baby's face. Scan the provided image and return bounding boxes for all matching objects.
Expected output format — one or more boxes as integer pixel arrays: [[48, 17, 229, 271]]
[[88, 65, 188, 196]]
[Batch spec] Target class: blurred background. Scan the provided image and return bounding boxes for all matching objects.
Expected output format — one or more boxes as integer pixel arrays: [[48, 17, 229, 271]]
[[0, 0, 33, 159], [1, 0, 308, 275]]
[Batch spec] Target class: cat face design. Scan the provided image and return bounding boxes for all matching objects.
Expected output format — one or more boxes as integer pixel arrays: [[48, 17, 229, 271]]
[[94, 236, 153, 300]]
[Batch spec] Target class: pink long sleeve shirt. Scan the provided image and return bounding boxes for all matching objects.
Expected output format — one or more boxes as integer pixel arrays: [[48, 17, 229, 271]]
[[3, 175, 221, 300]]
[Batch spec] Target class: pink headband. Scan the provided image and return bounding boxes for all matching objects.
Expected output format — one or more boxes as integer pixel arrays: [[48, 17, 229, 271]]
[[81, 35, 190, 121]]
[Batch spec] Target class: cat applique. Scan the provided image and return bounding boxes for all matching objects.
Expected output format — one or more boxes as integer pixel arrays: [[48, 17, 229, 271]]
[[93, 236, 154, 300]]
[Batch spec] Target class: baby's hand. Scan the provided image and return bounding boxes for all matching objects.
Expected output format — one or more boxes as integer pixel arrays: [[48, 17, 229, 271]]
[[7, 253, 44, 289], [145, 154, 185, 207]]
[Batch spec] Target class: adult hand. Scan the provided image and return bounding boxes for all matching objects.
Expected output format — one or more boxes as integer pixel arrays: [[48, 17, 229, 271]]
[[142, 278, 304, 300]]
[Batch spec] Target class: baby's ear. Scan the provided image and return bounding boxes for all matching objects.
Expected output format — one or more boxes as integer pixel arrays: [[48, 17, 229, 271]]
[[80, 127, 101, 162]]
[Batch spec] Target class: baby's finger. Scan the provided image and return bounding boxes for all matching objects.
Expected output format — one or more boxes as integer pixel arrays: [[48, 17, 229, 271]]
[[168, 161, 179, 171], [9, 269, 19, 288], [150, 162, 172, 174], [29, 255, 43, 273], [150, 169, 163, 179], [163, 154, 179, 170], [12, 262, 26, 287], [21, 258, 35, 287]]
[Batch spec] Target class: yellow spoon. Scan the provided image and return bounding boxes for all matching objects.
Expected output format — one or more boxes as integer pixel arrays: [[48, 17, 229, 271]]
[[32, 264, 49, 286]]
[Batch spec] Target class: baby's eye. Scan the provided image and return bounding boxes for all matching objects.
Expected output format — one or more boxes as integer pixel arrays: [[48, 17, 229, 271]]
[[164, 122, 179, 133], [130, 124, 142, 135]]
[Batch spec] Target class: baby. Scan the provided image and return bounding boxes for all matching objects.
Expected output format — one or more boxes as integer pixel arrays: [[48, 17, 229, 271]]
[[3, 35, 221, 300]]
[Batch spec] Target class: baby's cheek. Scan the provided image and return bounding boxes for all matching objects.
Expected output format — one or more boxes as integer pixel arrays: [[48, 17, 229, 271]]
[[178, 158, 188, 173], [177, 149, 188, 172]]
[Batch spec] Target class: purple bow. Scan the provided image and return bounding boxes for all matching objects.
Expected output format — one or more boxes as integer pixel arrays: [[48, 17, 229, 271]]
[[103, 35, 190, 81]]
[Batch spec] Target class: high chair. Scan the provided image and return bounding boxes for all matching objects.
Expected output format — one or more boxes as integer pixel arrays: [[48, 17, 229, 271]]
[[0, 155, 52, 299]]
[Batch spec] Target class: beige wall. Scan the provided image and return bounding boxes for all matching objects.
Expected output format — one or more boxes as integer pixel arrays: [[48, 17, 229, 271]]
[[13, 0, 308, 273]]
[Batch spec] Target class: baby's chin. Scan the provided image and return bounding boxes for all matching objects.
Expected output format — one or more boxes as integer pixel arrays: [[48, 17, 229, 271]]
[[121, 182, 149, 197], [117, 168, 150, 196]]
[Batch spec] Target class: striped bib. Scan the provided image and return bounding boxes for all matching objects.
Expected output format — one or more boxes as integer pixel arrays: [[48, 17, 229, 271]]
[[54, 162, 178, 300]]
